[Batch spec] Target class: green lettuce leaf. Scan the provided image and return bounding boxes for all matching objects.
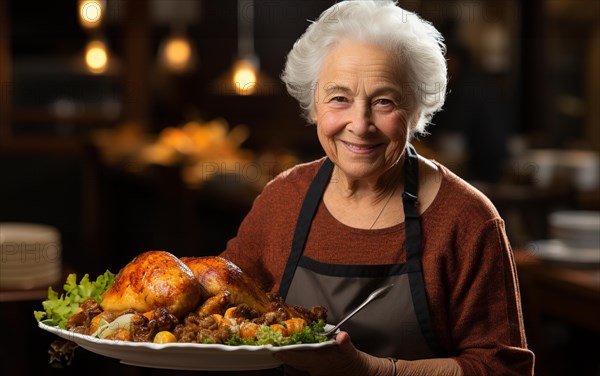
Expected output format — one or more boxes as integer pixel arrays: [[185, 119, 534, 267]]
[[33, 270, 115, 329]]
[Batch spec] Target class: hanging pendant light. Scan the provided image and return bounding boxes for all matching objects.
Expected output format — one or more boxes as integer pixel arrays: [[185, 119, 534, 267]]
[[212, 0, 277, 96], [78, 0, 114, 75], [158, 27, 197, 74], [232, 56, 258, 96], [232, 0, 258, 95], [78, 0, 106, 30], [84, 39, 109, 74]]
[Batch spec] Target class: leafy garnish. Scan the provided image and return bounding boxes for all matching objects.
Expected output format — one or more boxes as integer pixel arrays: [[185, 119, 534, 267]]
[[34, 270, 115, 329], [287, 319, 328, 344], [226, 320, 329, 346]]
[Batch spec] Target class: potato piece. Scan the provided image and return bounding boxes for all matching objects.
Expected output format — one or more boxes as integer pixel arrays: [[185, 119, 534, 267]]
[[154, 331, 177, 344], [284, 318, 306, 334], [239, 322, 259, 339], [270, 324, 288, 336]]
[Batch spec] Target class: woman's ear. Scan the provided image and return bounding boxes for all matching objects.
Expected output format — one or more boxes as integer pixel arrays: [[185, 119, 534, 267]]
[[309, 110, 317, 126], [409, 110, 422, 131]]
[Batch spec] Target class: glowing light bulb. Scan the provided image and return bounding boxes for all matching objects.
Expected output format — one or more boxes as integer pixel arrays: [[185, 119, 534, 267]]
[[233, 59, 257, 96], [85, 40, 108, 74], [164, 37, 192, 71], [78, 0, 105, 29]]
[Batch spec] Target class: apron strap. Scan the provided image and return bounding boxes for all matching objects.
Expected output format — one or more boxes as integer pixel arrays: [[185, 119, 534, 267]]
[[403, 144, 447, 357], [403, 143, 421, 269], [279, 158, 334, 299]]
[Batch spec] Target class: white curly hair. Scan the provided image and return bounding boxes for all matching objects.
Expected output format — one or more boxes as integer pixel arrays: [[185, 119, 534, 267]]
[[281, 0, 447, 137]]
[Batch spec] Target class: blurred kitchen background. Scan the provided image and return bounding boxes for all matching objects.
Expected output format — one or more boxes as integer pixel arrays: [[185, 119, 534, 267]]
[[0, 0, 598, 375]]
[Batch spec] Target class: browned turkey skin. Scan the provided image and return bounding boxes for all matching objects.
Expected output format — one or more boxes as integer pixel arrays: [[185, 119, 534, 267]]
[[181, 256, 272, 314], [100, 250, 203, 318], [66, 251, 327, 344]]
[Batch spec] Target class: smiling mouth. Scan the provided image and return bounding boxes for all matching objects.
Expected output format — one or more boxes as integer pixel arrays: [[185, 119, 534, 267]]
[[341, 140, 382, 153]]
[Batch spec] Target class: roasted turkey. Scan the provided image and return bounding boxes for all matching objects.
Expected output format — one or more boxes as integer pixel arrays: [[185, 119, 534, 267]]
[[100, 250, 203, 318], [66, 251, 327, 345], [181, 256, 272, 314]]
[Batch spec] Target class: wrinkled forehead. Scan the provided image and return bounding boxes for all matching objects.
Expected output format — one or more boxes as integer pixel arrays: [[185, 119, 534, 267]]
[[316, 41, 409, 91]]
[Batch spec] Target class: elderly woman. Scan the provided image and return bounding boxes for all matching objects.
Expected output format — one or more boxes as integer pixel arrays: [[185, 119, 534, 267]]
[[221, 1, 534, 375]]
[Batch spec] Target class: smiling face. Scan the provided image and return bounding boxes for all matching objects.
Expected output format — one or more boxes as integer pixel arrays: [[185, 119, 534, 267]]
[[313, 41, 420, 185]]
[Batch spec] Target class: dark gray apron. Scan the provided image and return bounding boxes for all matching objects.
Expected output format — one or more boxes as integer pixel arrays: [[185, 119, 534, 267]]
[[279, 145, 445, 359]]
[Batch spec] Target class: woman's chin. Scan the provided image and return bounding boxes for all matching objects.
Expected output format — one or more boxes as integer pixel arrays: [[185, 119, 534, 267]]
[[335, 162, 384, 182]]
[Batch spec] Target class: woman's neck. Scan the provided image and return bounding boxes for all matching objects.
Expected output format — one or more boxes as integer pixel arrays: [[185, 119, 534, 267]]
[[329, 160, 404, 205]]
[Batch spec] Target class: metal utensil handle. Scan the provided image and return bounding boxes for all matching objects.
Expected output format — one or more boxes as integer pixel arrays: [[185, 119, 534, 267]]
[[323, 283, 394, 337]]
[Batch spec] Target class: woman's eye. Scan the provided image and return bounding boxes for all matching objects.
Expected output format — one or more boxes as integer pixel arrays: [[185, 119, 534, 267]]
[[373, 98, 394, 106], [329, 96, 348, 103]]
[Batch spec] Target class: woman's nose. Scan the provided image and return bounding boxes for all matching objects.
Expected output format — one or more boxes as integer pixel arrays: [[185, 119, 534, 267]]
[[347, 102, 374, 136]]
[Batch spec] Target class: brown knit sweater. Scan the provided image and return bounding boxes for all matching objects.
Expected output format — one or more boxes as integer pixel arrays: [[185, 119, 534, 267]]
[[221, 158, 535, 375]]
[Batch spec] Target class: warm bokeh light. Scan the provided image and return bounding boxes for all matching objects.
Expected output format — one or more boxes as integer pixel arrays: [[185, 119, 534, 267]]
[[78, 0, 105, 29], [233, 59, 257, 96], [85, 40, 108, 74], [163, 37, 192, 71]]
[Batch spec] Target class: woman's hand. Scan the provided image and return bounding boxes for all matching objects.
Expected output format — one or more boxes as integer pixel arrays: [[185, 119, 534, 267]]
[[274, 331, 390, 376]]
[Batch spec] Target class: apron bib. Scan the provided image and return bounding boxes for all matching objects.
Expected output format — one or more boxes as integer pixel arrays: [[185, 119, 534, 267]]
[[279, 145, 445, 359]]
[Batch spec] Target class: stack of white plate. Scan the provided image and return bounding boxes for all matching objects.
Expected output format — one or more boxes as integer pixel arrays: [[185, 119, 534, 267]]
[[549, 211, 600, 250], [528, 211, 600, 265], [0, 223, 62, 290]]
